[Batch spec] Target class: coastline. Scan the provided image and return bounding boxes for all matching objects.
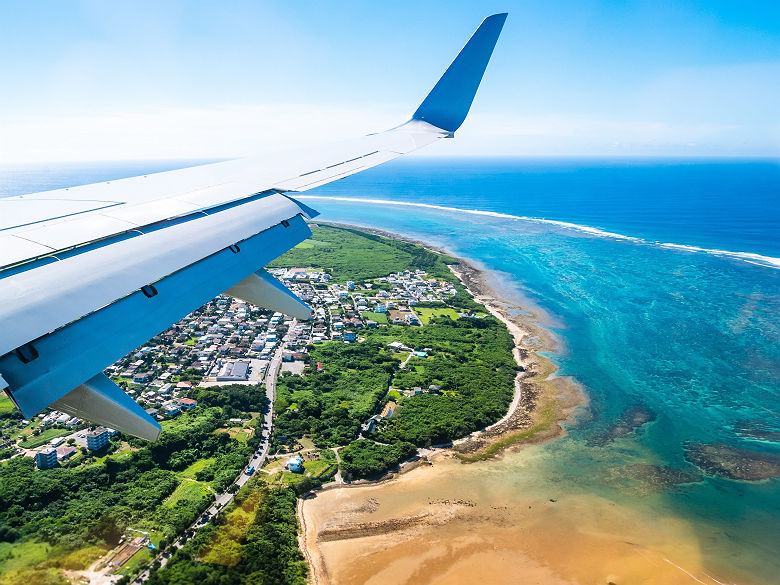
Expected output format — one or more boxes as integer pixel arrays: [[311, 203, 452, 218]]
[[299, 223, 587, 585], [316, 222, 585, 460]]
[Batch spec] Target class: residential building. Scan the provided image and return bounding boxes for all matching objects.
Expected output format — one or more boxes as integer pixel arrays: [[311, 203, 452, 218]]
[[86, 428, 110, 451], [36, 448, 59, 469]]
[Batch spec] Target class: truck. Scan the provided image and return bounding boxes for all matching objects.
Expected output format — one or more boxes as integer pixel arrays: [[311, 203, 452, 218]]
[[245, 465, 255, 475]]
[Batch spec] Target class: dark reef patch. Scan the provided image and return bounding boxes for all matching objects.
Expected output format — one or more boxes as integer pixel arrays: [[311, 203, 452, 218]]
[[685, 442, 780, 481], [607, 464, 701, 495], [587, 404, 656, 447]]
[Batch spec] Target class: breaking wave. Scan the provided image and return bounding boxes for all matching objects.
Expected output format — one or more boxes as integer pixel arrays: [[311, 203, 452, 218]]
[[297, 195, 780, 270]]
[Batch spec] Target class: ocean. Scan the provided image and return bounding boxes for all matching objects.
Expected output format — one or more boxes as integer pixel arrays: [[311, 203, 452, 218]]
[[2, 157, 779, 583]]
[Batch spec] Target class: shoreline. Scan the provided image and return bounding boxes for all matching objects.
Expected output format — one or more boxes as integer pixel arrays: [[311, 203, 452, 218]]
[[299, 223, 587, 585], [317, 221, 585, 460]]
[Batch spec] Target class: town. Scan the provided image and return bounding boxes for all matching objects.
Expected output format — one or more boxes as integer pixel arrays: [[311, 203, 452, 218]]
[[0, 224, 522, 585], [1, 265, 460, 471]]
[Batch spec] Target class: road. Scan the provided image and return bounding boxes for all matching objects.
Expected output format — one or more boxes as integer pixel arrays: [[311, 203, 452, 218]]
[[133, 322, 292, 583]]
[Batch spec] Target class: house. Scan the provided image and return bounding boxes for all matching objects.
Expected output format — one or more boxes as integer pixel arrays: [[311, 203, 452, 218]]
[[36, 448, 58, 470], [343, 331, 356, 342], [178, 398, 198, 409], [363, 414, 383, 434], [86, 428, 110, 451], [162, 404, 181, 417]]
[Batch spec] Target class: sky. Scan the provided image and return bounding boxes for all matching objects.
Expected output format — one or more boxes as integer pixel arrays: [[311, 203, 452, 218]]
[[1, 0, 779, 162]]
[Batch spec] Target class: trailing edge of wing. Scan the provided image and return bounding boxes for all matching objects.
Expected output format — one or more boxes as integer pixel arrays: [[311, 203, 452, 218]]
[[412, 13, 507, 132], [52, 373, 162, 442], [226, 268, 311, 321], [0, 14, 508, 440]]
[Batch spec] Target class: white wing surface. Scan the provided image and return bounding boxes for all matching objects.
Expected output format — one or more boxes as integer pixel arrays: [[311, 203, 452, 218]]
[[0, 14, 507, 440]]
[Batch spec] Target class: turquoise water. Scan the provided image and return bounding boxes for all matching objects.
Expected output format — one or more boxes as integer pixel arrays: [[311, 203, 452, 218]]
[[2, 158, 779, 581], [302, 197, 780, 582]]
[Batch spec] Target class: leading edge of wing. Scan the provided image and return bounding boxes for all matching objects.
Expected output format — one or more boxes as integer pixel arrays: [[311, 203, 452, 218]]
[[0, 15, 507, 271], [0, 15, 508, 440]]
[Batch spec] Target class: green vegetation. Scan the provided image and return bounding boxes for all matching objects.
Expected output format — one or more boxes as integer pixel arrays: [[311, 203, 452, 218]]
[[414, 306, 459, 325], [163, 480, 211, 507], [268, 225, 458, 282], [147, 478, 306, 585], [0, 383, 268, 580], [339, 440, 417, 480], [18, 428, 71, 449], [361, 310, 389, 324], [273, 341, 400, 447], [0, 395, 16, 415], [271, 224, 517, 460], [454, 405, 556, 462]]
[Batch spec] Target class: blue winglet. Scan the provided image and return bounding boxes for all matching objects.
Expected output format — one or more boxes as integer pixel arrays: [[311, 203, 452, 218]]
[[412, 13, 508, 133]]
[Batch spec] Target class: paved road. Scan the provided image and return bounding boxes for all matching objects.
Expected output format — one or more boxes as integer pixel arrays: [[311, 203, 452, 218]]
[[133, 324, 293, 583]]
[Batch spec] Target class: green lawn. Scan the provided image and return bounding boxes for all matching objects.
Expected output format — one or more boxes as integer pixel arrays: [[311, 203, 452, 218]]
[[0, 540, 52, 573], [0, 394, 15, 414], [163, 480, 210, 507], [180, 458, 215, 479], [414, 307, 460, 325], [18, 428, 71, 449], [361, 311, 389, 324], [303, 459, 337, 479]]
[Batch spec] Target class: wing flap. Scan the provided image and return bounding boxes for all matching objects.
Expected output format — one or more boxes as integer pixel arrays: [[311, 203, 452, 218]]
[[52, 373, 162, 442], [226, 268, 311, 320]]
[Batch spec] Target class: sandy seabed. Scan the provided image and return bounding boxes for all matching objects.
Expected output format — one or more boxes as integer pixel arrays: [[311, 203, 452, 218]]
[[298, 224, 739, 585]]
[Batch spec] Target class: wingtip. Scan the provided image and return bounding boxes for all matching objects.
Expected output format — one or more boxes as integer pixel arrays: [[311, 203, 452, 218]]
[[411, 14, 507, 133]]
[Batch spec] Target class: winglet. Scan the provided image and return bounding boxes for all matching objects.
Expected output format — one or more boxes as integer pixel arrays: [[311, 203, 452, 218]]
[[412, 13, 507, 133]]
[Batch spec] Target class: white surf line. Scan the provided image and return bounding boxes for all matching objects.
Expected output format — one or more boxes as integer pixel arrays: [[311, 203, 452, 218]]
[[299, 195, 780, 270], [663, 558, 740, 585]]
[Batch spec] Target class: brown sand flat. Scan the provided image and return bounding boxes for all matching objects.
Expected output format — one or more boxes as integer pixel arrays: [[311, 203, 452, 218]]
[[302, 453, 733, 585]]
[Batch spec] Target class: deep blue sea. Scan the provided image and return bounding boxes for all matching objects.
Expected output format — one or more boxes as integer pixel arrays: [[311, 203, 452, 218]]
[[2, 158, 779, 583]]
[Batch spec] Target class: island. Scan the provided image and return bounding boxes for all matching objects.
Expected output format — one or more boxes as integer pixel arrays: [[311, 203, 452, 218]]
[[0, 225, 568, 585]]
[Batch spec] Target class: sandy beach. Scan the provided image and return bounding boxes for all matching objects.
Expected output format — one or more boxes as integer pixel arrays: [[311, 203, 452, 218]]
[[297, 224, 752, 585]]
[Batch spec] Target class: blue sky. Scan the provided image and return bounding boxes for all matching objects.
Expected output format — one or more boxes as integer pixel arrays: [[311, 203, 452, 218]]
[[1, 0, 779, 161]]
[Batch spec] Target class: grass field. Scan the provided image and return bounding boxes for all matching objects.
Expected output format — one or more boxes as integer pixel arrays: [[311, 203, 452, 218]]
[[414, 307, 460, 325], [0, 540, 52, 574], [361, 311, 389, 324], [303, 459, 337, 479], [163, 480, 210, 507], [268, 225, 458, 283], [180, 458, 215, 479], [19, 428, 71, 449], [200, 482, 265, 566], [0, 395, 15, 414]]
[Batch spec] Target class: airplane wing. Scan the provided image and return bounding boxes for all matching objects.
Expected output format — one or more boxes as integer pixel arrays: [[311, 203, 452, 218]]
[[0, 13, 507, 441]]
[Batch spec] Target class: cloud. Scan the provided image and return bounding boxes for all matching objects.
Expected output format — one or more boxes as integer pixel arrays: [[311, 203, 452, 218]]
[[0, 103, 405, 163]]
